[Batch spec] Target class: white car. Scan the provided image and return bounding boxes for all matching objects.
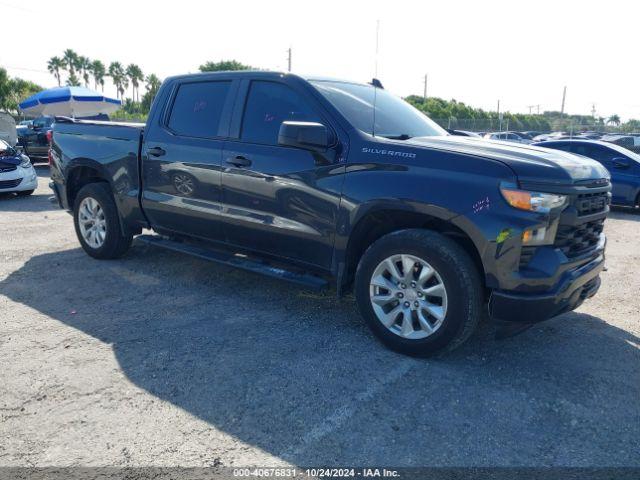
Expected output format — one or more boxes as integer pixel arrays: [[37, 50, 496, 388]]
[[484, 132, 533, 144], [0, 140, 37, 196]]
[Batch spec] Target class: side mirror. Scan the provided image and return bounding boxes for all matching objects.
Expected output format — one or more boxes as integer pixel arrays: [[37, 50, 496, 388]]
[[278, 121, 330, 152], [611, 157, 630, 169], [14, 145, 24, 154]]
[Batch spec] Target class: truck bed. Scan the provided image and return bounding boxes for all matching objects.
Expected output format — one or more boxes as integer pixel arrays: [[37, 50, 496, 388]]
[[51, 118, 147, 231]]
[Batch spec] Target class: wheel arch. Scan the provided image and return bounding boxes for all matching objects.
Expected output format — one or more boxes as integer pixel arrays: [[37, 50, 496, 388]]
[[338, 203, 487, 295], [65, 159, 140, 237], [65, 159, 112, 209]]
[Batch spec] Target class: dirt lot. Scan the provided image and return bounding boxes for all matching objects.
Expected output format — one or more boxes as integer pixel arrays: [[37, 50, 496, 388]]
[[0, 166, 638, 467]]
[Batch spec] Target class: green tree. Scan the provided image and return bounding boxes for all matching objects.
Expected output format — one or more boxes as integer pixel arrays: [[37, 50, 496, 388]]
[[66, 72, 81, 86], [78, 56, 91, 87], [199, 60, 252, 72], [621, 119, 640, 133], [126, 64, 144, 102], [90, 60, 106, 92], [47, 56, 64, 87], [0, 68, 42, 112], [62, 49, 79, 77], [108, 62, 127, 100], [607, 114, 621, 126], [140, 74, 162, 113]]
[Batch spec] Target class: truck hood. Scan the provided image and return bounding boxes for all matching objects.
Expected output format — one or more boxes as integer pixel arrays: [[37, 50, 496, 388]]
[[406, 136, 610, 186]]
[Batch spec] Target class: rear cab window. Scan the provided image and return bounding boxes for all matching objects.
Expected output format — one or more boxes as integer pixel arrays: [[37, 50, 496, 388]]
[[167, 81, 231, 138]]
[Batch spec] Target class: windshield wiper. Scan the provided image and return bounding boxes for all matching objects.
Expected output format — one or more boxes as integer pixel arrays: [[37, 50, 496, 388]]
[[379, 134, 413, 140]]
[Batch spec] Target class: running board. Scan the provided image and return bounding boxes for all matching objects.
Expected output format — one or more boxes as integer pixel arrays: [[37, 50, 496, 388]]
[[135, 235, 328, 290]]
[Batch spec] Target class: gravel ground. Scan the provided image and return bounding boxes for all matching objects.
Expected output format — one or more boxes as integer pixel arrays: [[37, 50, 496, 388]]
[[0, 166, 638, 468]]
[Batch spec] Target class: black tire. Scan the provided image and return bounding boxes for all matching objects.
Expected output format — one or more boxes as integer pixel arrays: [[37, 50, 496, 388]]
[[73, 182, 132, 259], [355, 229, 483, 357], [16, 189, 35, 196]]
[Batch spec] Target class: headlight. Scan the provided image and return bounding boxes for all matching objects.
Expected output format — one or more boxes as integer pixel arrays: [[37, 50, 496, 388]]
[[19, 156, 31, 168], [500, 185, 567, 213]]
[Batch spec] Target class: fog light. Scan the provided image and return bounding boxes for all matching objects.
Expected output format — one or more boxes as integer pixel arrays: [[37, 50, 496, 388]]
[[522, 227, 551, 245]]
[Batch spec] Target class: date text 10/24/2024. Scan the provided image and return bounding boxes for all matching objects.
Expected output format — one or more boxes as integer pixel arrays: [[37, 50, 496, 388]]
[[232, 468, 400, 478]]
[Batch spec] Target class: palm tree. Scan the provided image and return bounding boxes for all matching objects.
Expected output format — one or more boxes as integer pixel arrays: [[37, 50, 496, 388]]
[[145, 74, 162, 96], [141, 74, 162, 111], [126, 64, 144, 102], [607, 114, 621, 126], [108, 62, 127, 100], [78, 56, 91, 87], [90, 60, 106, 92], [47, 56, 64, 86], [62, 49, 79, 77], [66, 73, 81, 86]]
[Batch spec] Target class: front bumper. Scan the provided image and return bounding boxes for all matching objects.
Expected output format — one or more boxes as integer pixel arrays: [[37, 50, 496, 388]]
[[0, 166, 38, 192], [489, 248, 604, 324]]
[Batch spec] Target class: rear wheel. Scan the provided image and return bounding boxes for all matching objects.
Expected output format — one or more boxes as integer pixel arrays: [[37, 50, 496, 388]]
[[73, 183, 132, 259], [355, 229, 483, 356]]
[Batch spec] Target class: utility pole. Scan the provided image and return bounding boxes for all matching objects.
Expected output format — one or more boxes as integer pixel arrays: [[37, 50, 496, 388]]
[[497, 100, 502, 132], [527, 104, 541, 115], [560, 86, 567, 116], [287, 47, 292, 72], [423, 74, 428, 104]]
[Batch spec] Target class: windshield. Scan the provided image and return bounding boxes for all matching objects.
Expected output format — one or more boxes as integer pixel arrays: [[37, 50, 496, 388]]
[[605, 142, 640, 163], [0, 140, 14, 156], [310, 80, 446, 139]]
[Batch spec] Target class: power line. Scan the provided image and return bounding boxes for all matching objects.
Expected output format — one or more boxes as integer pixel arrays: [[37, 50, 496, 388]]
[[4, 65, 49, 74], [0, 1, 34, 12]]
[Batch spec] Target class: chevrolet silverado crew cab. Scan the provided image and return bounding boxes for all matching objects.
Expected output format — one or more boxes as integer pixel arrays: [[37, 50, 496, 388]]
[[50, 71, 610, 356]]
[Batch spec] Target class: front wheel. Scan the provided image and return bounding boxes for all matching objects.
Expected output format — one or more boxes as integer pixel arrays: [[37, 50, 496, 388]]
[[355, 229, 483, 356], [73, 183, 132, 259]]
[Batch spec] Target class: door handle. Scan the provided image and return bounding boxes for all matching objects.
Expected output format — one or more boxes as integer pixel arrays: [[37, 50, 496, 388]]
[[226, 155, 252, 168], [148, 146, 166, 157]]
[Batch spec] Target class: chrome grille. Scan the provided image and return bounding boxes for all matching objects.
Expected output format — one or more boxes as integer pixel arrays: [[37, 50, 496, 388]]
[[0, 178, 22, 189]]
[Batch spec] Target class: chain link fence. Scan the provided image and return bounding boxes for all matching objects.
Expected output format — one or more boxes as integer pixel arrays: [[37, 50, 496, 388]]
[[432, 117, 635, 136]]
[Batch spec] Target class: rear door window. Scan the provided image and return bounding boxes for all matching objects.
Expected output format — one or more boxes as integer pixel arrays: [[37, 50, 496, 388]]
[[167, 81, 231, 138], [240, 81, 320, 145]]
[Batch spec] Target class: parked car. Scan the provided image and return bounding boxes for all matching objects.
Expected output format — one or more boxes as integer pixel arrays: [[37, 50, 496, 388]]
[[601, 134, 640, 152], [534, 139, 639, 207], [50, 71, 610, 356], [532, 132, 568, 142], [0, 140, 37, 196], [17, 115, 54, 161], [446, 129, 481, 137], [520, 131, 543, 139], [483, 131, 532, 144]]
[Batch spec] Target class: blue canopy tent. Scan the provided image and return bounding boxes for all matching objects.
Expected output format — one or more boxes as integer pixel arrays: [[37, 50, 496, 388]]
[[19, 86, 121, 118]]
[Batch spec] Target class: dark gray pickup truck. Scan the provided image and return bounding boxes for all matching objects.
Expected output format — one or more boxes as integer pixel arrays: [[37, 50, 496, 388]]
[[50, 71, 610, 356]]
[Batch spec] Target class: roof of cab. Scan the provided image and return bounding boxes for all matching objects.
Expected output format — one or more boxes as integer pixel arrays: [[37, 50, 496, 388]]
[[164, 70, 370, 87]]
